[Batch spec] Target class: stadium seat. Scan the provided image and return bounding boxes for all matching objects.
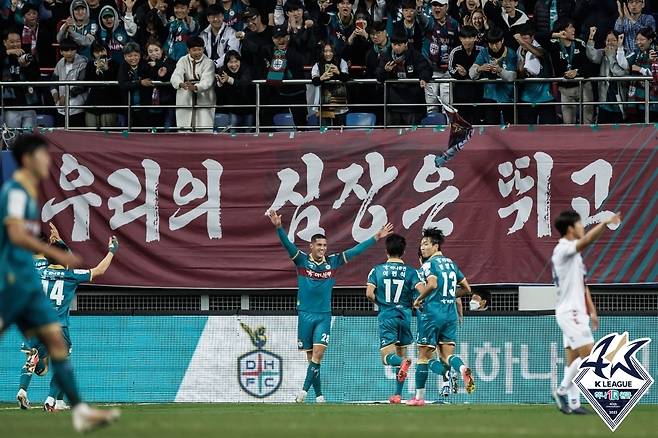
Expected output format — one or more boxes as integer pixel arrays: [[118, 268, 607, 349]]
[[214, 113, 231, 131], [273, 112, 295, 132], [36, 114, 55, 128], [421, 112, 448, 126], [346, 112, 376, 128]]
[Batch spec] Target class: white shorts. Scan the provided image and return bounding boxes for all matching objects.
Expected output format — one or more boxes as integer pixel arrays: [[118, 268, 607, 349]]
[[556, 311, 594, 350]]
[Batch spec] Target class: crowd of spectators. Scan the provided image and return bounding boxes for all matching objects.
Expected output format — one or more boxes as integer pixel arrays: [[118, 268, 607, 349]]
[[3, 0, 658, 131]]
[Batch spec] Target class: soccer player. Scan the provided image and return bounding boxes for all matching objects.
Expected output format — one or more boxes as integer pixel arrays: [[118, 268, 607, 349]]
[[408, 228, 474, 406], [18, 234, 119, 412], [551, 210, 621, 415], [0, 134, 119, 432], [366, 234, 424, 404], [268, 209, 393, 403]]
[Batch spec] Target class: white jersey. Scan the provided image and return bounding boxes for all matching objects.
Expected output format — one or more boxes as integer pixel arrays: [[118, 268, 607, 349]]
[[551, 238, 587, 315]]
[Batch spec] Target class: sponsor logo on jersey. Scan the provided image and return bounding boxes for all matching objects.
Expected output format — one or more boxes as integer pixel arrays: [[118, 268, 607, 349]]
[[575, 332, 653, 431], [238, 323, 282, 398], [297, 267, 334, 280]]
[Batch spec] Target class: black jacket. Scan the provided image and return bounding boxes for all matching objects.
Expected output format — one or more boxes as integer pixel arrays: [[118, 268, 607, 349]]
[[0, 48, 41, 107], [117, 61, 153, 108], [147, 56, 177, 105], [216, 67, 256, 116], [85, 57, 119, 112], [376, 48, 432, 112], [448, 45, 483, 102], [259, 45, 307, 97], [543, 38, 590, 87], [574, 0, 618, 47], [534, 0, 575, 41]]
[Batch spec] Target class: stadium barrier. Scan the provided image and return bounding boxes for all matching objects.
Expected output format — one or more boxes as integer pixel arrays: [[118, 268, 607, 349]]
[[0, 313, 656, 404], [0, 76, 654, 131]]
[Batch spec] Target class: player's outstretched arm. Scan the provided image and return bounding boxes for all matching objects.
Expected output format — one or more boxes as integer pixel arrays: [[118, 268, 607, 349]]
[[575, 213, 622, 253], [90, 236, 119, 280], [268, 210, 300, 259], [343, 223, 394, 263], [49, 222, 70, 251], [6, 221, 80, 267]]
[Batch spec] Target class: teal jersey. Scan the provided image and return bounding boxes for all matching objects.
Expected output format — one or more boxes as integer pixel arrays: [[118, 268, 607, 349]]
[[277, 227, 376, 313], [367, 261, 421, 316], [420, 255, 465, 321], [39, 266, 92, 327], [34, 256, 49, 272], [0, 178, 41, 290]]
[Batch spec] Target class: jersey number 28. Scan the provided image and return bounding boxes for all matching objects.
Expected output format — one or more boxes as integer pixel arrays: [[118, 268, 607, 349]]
[[42, 280, 64, 306]]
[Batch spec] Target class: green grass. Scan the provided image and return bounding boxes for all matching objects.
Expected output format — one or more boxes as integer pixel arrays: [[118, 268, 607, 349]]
[[1, 404, 656, 437]]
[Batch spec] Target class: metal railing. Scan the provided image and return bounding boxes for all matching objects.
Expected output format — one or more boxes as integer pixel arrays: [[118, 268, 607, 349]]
[[1, 76, 654, 134]]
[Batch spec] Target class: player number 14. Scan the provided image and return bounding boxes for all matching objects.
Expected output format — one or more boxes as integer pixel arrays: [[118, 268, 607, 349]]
[[42, 280, 65, 306], [384, 279, 404, 303]]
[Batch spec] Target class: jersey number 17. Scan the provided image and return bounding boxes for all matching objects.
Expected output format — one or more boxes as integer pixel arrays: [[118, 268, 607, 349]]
[[384, 279, 404, 304]]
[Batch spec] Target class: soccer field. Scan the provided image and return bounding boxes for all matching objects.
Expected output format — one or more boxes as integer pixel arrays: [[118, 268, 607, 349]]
[[1, 404, 657, 438]]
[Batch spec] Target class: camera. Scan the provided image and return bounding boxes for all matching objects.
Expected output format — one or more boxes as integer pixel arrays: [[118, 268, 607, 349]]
[[19, 53, 34, 64]]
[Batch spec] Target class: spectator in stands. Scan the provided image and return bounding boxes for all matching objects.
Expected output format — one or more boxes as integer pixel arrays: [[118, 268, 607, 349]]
[[84, 41, 119, 128], [221, 0, 247, 31], [586, 27, 628, 123], [545, 18, 593, 124], [97, 5, 137, 64], [200, 4, 240, 69], [171, 36, 216, 130], [146, 39, 177, 130], [50, 38, 88, 127], [286, 0, 317, 64], [470, 27, 517, 124], [133, 0, 165, 27], [533, 0, 574, 41], [215, 50, 255, 131], [391, 0, 426, 52], [467, 8, 488, 44], [164, 0, 200, 61], [448, 25, 483, 124], [363, 20, 389, 123], [482, 0, 529, 49], [452, 0, 482, 25], [341, 11, 370, 65], [84, 0, 109, 25], [615, 0, 656, 53], [422, 0, 461, 113], [118, 41, 153, 128], [241, 7, 273, 70], [19, 3, 56, 68], [1, 28, 41, 131], [354, 0, 386, 22], [469, 291, 489, 311], [515, 23, 556, 124], [376, 29, 432, 126], [311, 41, 350, 125], [626, 27, 658, 121], [574, 0, 617, 49], [135, 9, 168, 49], [56, 0, 97, 59], [320, 0, 356, 57]]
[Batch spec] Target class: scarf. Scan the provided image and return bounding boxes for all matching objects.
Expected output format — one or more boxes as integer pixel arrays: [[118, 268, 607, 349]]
[[266, 49, 288, 86], [22, 25, 38, 56]]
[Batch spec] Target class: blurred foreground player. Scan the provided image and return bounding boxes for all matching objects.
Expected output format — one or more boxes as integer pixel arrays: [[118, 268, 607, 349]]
[[551, 210, 621, 415], [0, 134, 120, 432], [269, 209, 392, 403]]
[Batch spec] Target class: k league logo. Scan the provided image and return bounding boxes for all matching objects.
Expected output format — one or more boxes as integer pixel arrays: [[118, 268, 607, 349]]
[[575, 332, 653, 432]]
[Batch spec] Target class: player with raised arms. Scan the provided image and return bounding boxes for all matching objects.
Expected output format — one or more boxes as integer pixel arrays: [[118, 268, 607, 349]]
[[409, 228, 474, 406], [366, 234, 424, 404], [269, 209, 393, 403], [17, 224, 119, 412], [551, 210, 621, 415], [0, 134, 119, 432]]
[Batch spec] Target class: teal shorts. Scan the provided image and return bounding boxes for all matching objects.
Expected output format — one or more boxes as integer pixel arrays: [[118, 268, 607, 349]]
[[297, 311, 331, 350], [0, 270, 58, 335], [378, 311, 413, 349], [417, 313, 457, 347]]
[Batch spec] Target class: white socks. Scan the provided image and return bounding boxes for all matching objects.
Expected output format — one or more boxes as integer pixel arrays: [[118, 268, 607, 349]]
[[558, 358, 582, 395], [415, 388, 426, 401]]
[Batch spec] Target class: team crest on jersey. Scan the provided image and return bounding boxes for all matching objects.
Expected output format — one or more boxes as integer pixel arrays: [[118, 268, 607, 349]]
[[238, 323, 282, 398], [574, 332, 653, 431]]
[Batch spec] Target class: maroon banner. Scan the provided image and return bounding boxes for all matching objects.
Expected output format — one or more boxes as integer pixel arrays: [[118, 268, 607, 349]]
[[39, 127, 658, 288]]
